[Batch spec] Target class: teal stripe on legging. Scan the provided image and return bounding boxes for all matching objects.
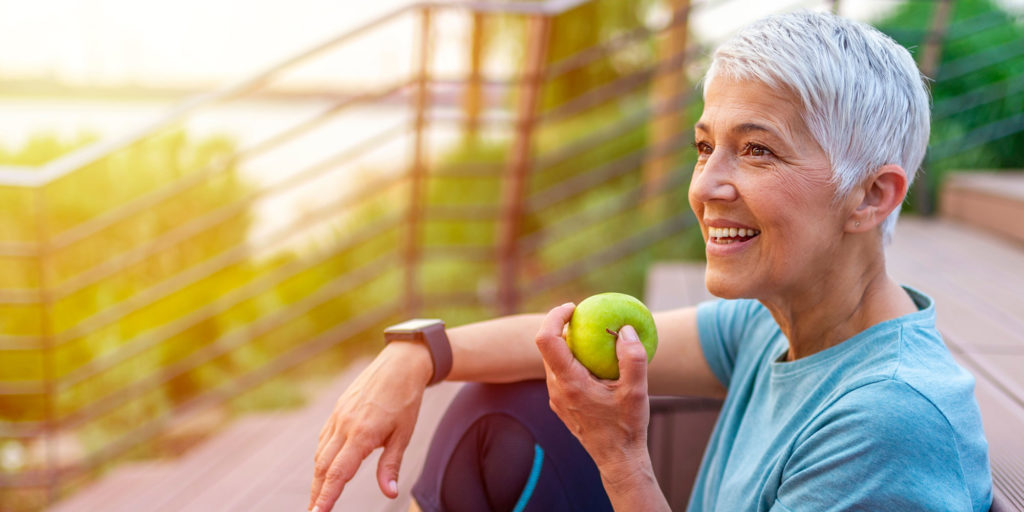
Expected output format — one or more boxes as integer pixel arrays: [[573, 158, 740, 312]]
[[512, 444, 544, 512]]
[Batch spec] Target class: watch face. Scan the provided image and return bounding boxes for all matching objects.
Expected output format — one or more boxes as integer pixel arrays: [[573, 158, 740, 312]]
[[386, 318, 443, 332]]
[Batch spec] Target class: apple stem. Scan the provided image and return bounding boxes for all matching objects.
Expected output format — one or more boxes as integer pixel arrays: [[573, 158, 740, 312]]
[[605, 328, 619, 337]]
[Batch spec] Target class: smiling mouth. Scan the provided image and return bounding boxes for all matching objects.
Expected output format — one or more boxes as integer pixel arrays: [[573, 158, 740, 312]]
[[708, 227, 761, 244]]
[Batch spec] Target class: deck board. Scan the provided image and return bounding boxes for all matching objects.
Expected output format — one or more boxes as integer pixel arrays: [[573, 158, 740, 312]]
[[50, 462, 171, 512], [890, 220, 1024, 348], [47, 358, 462, 512]]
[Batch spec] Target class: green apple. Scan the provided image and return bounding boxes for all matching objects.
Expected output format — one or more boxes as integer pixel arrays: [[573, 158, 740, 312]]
[[565, 292, 658, 380]]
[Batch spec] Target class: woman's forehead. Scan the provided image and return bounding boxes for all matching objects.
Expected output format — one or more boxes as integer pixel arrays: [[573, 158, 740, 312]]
[[697, 77, 810, 141]]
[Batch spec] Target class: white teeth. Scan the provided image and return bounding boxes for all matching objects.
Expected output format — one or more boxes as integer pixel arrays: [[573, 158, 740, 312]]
[[708, 226, 760, 240]]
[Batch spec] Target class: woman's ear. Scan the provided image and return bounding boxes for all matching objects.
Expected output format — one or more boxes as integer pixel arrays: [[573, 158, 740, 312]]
[[847, 164, 908, 233]]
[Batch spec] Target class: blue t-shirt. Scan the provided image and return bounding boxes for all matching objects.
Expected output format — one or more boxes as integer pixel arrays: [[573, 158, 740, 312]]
[[689, 287, 992, 511]]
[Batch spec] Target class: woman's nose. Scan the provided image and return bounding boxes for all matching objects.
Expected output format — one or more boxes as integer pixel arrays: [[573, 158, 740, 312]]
[[689, 154, 738, 203]]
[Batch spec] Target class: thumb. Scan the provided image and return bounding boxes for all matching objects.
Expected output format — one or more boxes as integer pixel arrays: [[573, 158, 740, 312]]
[[615, 325, 649, 387], [376, 432, 408, 499]]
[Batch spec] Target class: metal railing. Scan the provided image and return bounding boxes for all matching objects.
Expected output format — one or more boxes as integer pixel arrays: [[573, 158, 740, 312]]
[[0, 0, 1020, 509]]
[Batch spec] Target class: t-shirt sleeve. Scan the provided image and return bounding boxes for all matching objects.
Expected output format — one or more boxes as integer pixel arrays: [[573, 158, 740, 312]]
[[695, 298, 761, 388], [771, 380, 976, 512]]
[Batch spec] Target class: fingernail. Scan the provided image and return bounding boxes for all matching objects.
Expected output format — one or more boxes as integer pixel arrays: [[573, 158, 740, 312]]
[[562, 302, 575, 308], [311, 507, 319, 512], [388, 479, 398, 494], [621, 325, 640, 342]]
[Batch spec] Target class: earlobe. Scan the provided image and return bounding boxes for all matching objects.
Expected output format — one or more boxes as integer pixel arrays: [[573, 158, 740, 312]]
[[847, 164, 908, 233]]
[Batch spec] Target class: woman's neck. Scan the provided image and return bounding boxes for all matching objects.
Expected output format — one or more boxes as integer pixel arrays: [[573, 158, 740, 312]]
[[761, 243, 918, 362]]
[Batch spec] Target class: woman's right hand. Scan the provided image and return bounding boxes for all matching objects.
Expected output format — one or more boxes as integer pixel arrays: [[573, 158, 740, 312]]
[[308, 341, 434, 512]]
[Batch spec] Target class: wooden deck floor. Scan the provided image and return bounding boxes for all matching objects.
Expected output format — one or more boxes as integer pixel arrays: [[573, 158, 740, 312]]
[[47, 216, 1024, 511], [48, 358, 463, 512]]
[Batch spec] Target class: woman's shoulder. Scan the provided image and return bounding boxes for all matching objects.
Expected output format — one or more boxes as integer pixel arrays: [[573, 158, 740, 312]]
[[828, 360, 989, 484], [812, 317, 983, 454], [830, 376, 967, 430], [836, 322, 979, 429], [792, 377, 991, 511]]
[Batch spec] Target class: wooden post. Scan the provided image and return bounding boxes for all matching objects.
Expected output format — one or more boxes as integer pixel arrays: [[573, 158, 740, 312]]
[[643, 0, 690, 199], [915, 0, 955, 216], [498, 15, 551, 316], [405, 7, 432, 318], [463, 11, 485, 146]]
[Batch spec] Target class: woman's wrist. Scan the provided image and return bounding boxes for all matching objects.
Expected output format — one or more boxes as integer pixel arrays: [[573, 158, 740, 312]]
[[381, 340, 435, 387], [597, 447, 654, 488], [599, 455, 669, 512], [588, 428, 649, 472]]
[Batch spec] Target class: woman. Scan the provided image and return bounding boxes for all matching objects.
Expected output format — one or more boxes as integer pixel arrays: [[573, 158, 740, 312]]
[[309, 11, 992, 512]]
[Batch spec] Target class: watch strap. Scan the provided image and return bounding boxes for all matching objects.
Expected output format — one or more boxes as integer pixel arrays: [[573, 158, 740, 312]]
[[385, 320, 452, 386], [421, 322, 452, 386]]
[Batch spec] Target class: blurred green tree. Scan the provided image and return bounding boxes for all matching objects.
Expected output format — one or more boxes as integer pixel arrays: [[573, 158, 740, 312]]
[[0, 130, 254, 446], [876, 0, 1024, 195]]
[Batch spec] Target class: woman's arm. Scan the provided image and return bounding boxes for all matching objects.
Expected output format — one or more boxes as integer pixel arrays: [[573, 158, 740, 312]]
[[446, 313, 548, 382], [534, 304, 670, 511], [308, 313, 549, 512], [648, 306, 727, 398], [451, 305, 726, 396], [309, 303, 724, 512]]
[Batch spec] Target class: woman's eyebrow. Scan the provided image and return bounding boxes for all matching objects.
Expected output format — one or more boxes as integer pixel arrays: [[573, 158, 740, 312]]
[[733, 122, 781, 138], [693, 122, 784, 140]]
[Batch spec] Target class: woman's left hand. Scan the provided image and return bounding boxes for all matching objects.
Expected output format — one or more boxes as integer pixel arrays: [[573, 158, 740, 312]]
[[535, 303, 667, 510]]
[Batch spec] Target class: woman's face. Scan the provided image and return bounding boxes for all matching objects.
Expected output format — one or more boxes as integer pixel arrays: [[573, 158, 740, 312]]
[[689, 76, 845, 301]]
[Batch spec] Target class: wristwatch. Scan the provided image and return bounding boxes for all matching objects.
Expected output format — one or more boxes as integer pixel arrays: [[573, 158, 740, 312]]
[[383, 319, 452, 386]]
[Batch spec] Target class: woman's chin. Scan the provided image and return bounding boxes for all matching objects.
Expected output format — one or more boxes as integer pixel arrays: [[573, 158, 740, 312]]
[[704, 267, 750, 299]]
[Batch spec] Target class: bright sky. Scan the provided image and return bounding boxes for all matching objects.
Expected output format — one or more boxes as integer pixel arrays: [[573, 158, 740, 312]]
[[0, 0, 416, 86], [6, 0, 1021, 89]]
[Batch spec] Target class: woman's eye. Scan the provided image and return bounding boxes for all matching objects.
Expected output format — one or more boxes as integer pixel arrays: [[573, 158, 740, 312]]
[[744, 143, 773, 158], [694, 142, 713, 156]]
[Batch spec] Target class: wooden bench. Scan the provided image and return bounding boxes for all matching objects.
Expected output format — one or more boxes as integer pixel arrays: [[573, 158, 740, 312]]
[[644, 217, 1024, 511], [941, 171, 1024, 246]]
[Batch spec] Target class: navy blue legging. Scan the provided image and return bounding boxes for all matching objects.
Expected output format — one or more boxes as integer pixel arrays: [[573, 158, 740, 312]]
[[411, 380, 614, 512]]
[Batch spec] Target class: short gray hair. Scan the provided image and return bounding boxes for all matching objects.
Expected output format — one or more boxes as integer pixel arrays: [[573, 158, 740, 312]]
[[703, 11, 930, 243]]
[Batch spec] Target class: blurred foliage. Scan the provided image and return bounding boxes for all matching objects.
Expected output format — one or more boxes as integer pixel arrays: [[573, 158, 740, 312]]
[[541, 0, 656, 111], [0, 130, 258, 427], [489, 0, 656, 111], [0, 130, 392, 511], [876, 0, 1024, 206]]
